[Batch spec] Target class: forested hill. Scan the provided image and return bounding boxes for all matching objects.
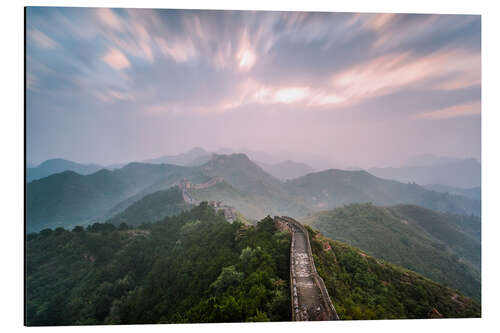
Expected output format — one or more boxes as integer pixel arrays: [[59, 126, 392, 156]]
[[304, 203, 481, 300], [26, 204, 292, 325], [106, 186, 193, 227], [306, 226, 480, 319], [26, 204, 480, 325]]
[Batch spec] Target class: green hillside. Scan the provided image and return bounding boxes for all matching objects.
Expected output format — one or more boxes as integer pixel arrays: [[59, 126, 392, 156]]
[[26, 170, 127, 232], [106, 187, 193, 227], [306, 226, 480, 319], [304, 203, 481, 300]]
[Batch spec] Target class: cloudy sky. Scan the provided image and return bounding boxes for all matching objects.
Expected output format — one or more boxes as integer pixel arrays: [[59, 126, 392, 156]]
[[26, 7, 481, 167]]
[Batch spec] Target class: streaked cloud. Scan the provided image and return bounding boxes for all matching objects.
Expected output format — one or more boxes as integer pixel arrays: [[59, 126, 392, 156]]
[[102, 48, 131, 70], [28, 28, 58, 48], [328, 48, 480, 106], [95, 8, 124, 31], [25, 8, 481, 166], [414, 101, 481, 120], [156, 37, 197, 63], [94, 88, 135, 103]]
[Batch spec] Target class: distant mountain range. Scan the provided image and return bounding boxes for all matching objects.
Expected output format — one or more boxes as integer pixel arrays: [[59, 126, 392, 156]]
[[26, 148, 212, 183], [286, 168, 480, 216], [141, 147, 211, 166], [26, 163, 209, 232], [214, 147, 339, 170], [27, 148, 315, 183], [27, 152, 481, 232], [368, 156, 480, 188], [26, 159, 103, 182]]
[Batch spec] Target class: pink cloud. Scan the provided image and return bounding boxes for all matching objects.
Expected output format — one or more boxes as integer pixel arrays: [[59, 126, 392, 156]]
[[29, 28, 58, 49], [95, 88, 135, 103], [156, 37, 197, 63], [237, 30, 257, 71], [328, 48, 480, 106], [212, 46, 480, 112], [273, 87, 310, 103], [366, 13, 396, 31], [414, 101, 481, 120], [213, 41, 233, 69], [95, 8, 123, 31], [102, 48, 131, 70]]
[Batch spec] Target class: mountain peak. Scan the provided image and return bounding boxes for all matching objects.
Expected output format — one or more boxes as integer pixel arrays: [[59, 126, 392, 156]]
[[187, 147, 208, 154], [202, 153, 258, 171], [213, 153, 251, 161]]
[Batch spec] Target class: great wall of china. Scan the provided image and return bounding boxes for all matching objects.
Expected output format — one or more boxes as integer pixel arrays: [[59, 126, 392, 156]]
[[178, 177, 236, 223], [275, 216, 339, 321]]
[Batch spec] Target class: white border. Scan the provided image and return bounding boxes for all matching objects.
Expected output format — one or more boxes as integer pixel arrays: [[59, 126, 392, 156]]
[[2, 0, 499, 332]]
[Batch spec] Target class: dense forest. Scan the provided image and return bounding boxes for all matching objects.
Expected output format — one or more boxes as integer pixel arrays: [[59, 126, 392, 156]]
[[26, 203, 480, 325], [26, 203, 291, 325], [306, 226, 481, 319]]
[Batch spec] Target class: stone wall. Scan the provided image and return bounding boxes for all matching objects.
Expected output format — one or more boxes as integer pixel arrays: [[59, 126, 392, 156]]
[[275, 216, 339, 321]]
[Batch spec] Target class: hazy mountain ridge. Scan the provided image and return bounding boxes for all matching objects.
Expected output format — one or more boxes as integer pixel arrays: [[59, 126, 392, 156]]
[[26, 163, 208, 232], [304, 203, 481, 299], [214, 147, 339, 170], [141, 147, 211, 166], [27, 159, 103, 182], [26, 153, 481, 232], [286, 169, 480, 216]]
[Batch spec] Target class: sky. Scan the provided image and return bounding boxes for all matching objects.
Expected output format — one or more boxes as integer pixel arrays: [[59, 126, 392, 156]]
[[26, 7, 481, 168]]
